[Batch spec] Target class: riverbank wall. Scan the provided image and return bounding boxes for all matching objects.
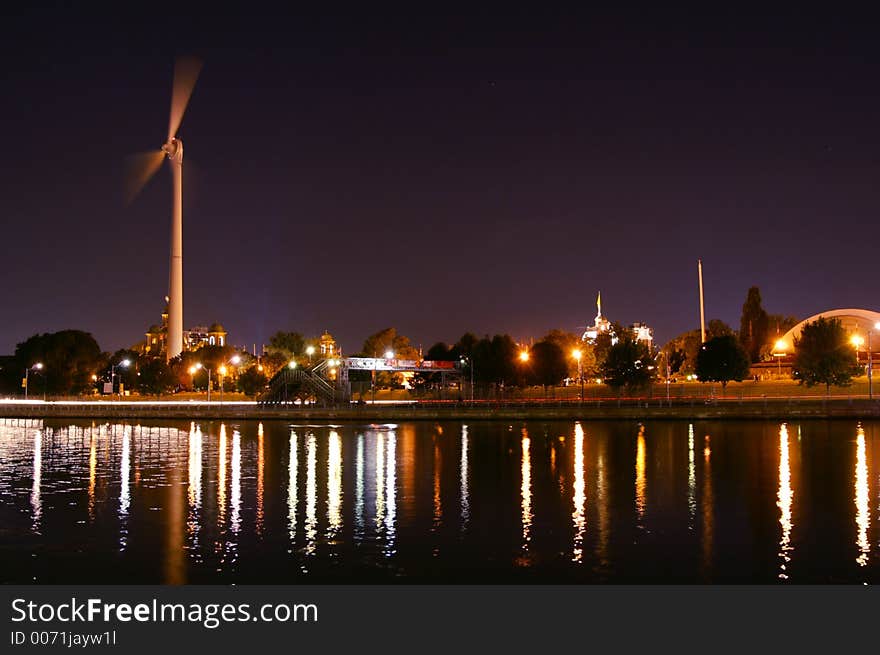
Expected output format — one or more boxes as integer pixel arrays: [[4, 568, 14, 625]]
[[3, 398, 880, 421]]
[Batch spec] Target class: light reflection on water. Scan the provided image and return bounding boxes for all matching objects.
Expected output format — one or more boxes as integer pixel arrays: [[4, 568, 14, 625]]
[[777, 424, 793, 579], [1, 418, 880, 584], [571, 422, 585, 564], [855, 424, 869, 568]]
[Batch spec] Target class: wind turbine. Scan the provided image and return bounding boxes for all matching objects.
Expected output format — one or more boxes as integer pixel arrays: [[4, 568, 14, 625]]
[[126, 57, 202, 362]]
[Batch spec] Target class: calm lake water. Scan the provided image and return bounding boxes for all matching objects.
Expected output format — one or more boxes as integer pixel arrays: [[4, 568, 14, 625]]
[[1, 417, 878, 584]]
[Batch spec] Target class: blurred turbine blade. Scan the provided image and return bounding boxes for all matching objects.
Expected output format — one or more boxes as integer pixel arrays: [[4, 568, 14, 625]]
[[124, 150, 165, 204], [168, 56, 202, 139]]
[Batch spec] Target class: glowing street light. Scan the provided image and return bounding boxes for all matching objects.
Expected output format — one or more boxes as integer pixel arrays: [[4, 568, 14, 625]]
[[384, 350, 395, 360], [572, 348, 584, 402], [306, 345, 316, 365], [23, 362, 44, 400], [217, 355, 241, 403], [519, 350, 529, 363], [852, 334, 864, 374], [773, 339, 787, 378], [111, 358, 131, 396]]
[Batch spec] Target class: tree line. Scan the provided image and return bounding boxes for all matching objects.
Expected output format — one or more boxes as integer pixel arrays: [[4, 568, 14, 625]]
[[0, 287, 865, 397]]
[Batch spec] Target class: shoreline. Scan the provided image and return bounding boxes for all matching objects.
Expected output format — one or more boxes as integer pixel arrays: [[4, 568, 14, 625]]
[[3, 398, 880, 421]]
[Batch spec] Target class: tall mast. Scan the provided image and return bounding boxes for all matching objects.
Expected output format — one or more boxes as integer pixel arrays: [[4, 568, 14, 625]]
[[698, 259, 706, 343]]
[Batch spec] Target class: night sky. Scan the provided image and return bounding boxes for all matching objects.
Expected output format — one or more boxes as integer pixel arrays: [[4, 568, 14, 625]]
[[3, 5, 878, 355]]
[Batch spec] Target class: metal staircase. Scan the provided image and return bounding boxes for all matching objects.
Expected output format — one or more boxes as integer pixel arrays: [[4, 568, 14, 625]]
[[258, 360, 338, 406]]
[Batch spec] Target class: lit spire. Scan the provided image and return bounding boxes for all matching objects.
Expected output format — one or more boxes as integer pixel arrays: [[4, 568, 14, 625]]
[[597, 291, 602, 319]]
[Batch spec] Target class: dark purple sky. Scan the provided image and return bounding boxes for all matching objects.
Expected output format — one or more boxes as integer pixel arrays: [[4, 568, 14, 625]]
[[3, 6, 878, 355]]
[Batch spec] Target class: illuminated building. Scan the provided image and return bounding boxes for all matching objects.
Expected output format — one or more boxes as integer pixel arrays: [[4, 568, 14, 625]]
[[581, 291, 613, 342], [580, 292, 654, 349], [141, 299, 228, 357], [320, 331, 339, 358]]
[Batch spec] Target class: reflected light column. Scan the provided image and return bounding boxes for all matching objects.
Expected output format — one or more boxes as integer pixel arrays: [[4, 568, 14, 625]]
[[433, 440, 443, 536], [88, 431, 97, 523], [327, 430, 342, 538], [521, 428, 532, 556], [119, 426, 131, 551], [217, 425, 227, 530], [572, 423, 586, 564], [355, 434, 364, 542], [687, 424, 696, 530], [385, 430, 397, 556], [855, 424, 870, 567], [187, 423, 203, 555], [635, 425, 646, 526], [375, 433, 386, 533], [460, 425, 469, 533], [256, 423, 264, 536], [287, 430, 298, 546], [777, 424, 793, 579], [305, 432, 317, 556], [231, 429, 241, 535], [31, 429, 42, 533]]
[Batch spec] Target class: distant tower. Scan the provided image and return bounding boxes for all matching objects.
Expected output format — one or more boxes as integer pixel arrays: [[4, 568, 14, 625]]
[[698, 260, 706, 343], [582, 290, 612, 342]]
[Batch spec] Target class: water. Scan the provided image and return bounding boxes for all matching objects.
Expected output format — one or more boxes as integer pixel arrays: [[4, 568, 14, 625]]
[[1, 418, 878, 584]]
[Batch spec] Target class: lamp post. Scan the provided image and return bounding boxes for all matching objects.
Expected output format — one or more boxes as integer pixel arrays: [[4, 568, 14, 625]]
[[306, 345, 315, 366], [111, 358, 131, 397], [572, 348, 584, 402], [23, 362, 43, 400], [217, 355, 241, 404], [518, 349, 529, 399], [188, 363, 207, 399], [773, 340, 787, 379], [851, 334, 864, 379]]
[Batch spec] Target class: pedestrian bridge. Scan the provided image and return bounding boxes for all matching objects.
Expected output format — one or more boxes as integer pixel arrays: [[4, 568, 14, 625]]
[[259, 357, 461, 406]]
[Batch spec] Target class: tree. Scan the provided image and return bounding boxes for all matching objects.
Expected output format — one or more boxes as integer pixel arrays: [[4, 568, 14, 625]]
[[266, 331, 305, 360], [136, 358, 176, 395], [793, 317, 860, 394], [739, 286, 769, 363], [592, 321, 625, 371], [600, 336, 655, 393], [528, 340, 569, 387], [13, 330, 103, 396], [237, 366, 269, 397], [662, 319, 734, 376], [760, 314, 799, 360], [360, 328, 420, 388], [696, 335, 751, 388], [425, 342, 453, 360], [360, 327, 420, 360], [541, 329, 591, 378]]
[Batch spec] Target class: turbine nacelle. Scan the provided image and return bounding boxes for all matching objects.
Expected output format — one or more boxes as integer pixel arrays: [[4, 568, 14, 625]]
[[162, 137, 183, 163]]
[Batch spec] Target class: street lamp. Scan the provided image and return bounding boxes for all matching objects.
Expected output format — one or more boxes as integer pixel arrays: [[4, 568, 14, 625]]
[[460, 355, 475, 403], [306, 345, 315, 365], [111, 358, 131, 397], [384, 349, 395, 360], [188, 362, 208, 399], [23, 362, 43, 400], [773, 340, 787, 378], [572, 348, 584, 402], [851, 335, 864, 377], [216, 354, 242, 403], [519, 350, 529, 363]]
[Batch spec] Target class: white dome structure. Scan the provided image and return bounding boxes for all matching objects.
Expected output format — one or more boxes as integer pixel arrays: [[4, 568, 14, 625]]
[[775, 308, 880, 354]]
